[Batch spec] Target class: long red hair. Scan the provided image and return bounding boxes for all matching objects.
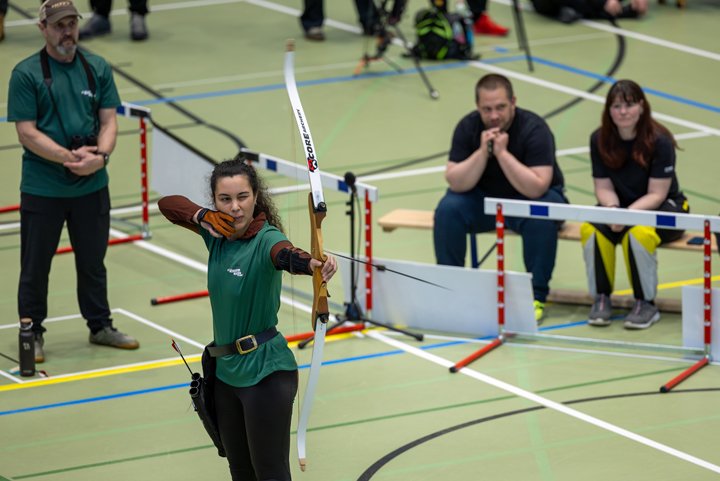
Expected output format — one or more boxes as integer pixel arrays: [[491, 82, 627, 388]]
[[598, 79, 677, 169]]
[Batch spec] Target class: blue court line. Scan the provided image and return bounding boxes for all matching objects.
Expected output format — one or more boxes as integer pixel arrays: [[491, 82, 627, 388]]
[[1, 53, 717, 122], [528, 57, 720, 114], [0, 318, 596, 417], [0, 382, 187, 416]]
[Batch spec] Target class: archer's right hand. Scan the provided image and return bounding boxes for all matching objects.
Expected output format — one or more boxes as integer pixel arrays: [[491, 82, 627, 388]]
[[196, 208, 236, 238]]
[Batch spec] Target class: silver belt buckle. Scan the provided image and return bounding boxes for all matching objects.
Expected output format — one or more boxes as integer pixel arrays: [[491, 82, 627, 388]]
[[235, 335, 258, 354]]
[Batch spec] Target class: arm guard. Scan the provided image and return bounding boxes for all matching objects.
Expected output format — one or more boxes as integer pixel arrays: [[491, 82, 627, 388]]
[[275, 247, 313, 275]]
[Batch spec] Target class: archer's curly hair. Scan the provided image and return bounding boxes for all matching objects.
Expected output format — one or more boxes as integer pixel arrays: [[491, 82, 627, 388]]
[[209, 154, 284, 233]]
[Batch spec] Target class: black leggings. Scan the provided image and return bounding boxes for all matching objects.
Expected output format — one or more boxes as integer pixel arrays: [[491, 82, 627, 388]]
[[214, 370, 298, 481]]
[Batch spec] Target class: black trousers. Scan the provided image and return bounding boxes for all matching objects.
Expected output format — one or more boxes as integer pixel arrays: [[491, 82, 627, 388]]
[[214, 370, 298, 481], [90, 0, 149, 16], [18, 188, 112, 335]]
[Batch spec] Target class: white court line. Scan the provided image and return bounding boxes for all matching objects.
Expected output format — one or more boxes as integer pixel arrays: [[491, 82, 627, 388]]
[[489, 0, 720, 62], [0, 307, 204, 383], [6, 0, 717, 64], [383, 331, 717, 365], [368, 330, 720, 475], [114, 308, 205, 350], [0, 313, 82, 330]]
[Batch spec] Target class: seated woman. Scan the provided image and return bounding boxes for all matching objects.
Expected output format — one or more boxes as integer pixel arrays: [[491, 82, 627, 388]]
[[581, 79, 688, 330]]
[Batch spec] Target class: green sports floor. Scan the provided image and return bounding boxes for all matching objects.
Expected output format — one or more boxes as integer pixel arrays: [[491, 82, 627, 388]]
[[1, 0, 720, 479]]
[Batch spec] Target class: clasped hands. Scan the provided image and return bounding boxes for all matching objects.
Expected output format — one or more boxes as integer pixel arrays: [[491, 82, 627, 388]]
[[481, 128, 508, 157], [64, 145, 105, 176]]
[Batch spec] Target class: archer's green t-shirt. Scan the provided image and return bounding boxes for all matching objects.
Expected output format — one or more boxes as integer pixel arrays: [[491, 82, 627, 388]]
[[7, 50, 121, 198], [200, 223, 298, 387]]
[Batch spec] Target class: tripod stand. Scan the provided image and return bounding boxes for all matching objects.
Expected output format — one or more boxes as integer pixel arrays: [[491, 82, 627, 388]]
[[298, 172, 423, 349], [354, 0, 439, 99]]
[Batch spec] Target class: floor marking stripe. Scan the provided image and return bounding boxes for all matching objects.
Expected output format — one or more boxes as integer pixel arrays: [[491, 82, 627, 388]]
[[367, 330, 720, 474]]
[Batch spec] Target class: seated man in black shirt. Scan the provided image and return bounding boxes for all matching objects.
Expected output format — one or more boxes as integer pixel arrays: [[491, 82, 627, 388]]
[[434, 74, 568, 323]]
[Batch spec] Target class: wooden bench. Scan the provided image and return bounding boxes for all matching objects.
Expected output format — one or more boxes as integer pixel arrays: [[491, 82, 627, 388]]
[[378, 209, 718, 313]]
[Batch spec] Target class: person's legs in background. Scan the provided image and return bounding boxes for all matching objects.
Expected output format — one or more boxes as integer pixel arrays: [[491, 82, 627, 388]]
[[80, 0, 112, 39], [0, 0, 8, 42], [17, 193, 67, 363], [300, 0, 325, 41], [128, 0, 149, 41], [354, 0, 380, 35], [506, 186, 568, 322], [80, 0, 150, 41], [434, 189, 495, 266], [466, 0, 509, 36], [66, 188, 139, 349]]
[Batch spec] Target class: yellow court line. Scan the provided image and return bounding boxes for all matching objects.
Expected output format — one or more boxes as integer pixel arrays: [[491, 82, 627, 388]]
[[614, 274, 720, 297], [0, 332, 362, 392], [0, 356, 201, 392]]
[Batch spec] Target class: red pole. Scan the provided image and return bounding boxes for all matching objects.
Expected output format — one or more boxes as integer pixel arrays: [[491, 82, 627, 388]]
[[56, 234, 143, 255], [660, 219, 712, 392], [365, 191, 373, 312], [285, 323, 365, 343], [703, 219, 712, 353], [0, 204, 20, 214], [139, 117, 150, 238], [497, 203, 506, 333], [151, 290, 209, 305], [450, 203, 506, 373]]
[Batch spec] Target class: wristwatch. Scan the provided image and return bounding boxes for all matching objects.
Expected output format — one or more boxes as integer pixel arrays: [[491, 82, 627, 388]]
[[97, 151, 110, 166]]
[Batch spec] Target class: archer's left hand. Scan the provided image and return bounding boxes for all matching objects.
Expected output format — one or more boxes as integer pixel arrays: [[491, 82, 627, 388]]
[[310, 255, 337, 282]]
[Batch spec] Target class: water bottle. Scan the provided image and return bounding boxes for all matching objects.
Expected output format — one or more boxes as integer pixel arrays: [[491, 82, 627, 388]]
[[19, 321, 35, 377]]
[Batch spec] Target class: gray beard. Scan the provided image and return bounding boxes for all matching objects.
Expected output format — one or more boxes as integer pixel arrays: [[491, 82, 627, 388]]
[[56, 43, 77, 57]]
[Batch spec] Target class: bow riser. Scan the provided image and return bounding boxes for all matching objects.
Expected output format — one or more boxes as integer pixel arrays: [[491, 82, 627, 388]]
[[309, 195, 329, 331]]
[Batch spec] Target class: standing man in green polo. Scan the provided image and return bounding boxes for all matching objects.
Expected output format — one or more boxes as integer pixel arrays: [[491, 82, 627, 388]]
[[8, 0, 139, 365]]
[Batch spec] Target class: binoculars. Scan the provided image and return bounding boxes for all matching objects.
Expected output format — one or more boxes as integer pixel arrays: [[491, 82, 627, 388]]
[[69, 134, 98, 150]]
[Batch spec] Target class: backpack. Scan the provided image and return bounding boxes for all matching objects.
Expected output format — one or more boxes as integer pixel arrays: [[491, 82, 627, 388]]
[[412, 8, 476, 60]]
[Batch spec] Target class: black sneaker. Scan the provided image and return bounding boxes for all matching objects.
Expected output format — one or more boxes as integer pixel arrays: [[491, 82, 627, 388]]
[[558, 7, 582, 24], [79, 14, 111, 40], [130, 12, 148, 41], [304, 26, 325, 41], [588, 294, 612, 326], [89, 327, 140, 349], [34, 333, 45, 364], [623, 300, 660, 330]]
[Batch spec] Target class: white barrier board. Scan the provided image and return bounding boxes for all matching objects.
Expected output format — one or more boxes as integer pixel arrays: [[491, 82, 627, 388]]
[[682, 286, 720, 360], [339, 257, 537, 337], [151, 128, 214, 208]]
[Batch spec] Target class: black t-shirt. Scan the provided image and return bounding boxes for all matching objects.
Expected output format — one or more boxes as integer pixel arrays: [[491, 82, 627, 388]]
[[590, 130, 680, 208], [449, 108, 565, 198]]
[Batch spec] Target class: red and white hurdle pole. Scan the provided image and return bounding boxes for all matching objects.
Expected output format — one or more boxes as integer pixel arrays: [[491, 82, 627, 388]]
[[139, 116, 151, 239], [660, 219, 713, 392], [365, 190, 373, 313], [450, 203, 505, 373]]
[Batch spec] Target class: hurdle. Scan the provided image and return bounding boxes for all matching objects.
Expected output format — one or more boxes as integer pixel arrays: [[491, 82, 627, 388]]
[[450, 198, 719, 391], [0, 102, 152, 252]]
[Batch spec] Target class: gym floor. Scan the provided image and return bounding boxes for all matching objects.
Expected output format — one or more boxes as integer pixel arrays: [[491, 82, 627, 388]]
[[1, 0, 719, 480]]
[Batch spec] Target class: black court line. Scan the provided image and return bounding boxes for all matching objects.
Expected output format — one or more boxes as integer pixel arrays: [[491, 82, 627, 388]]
[[357, 387, 720, 480], [7, 2, 246, 154]]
